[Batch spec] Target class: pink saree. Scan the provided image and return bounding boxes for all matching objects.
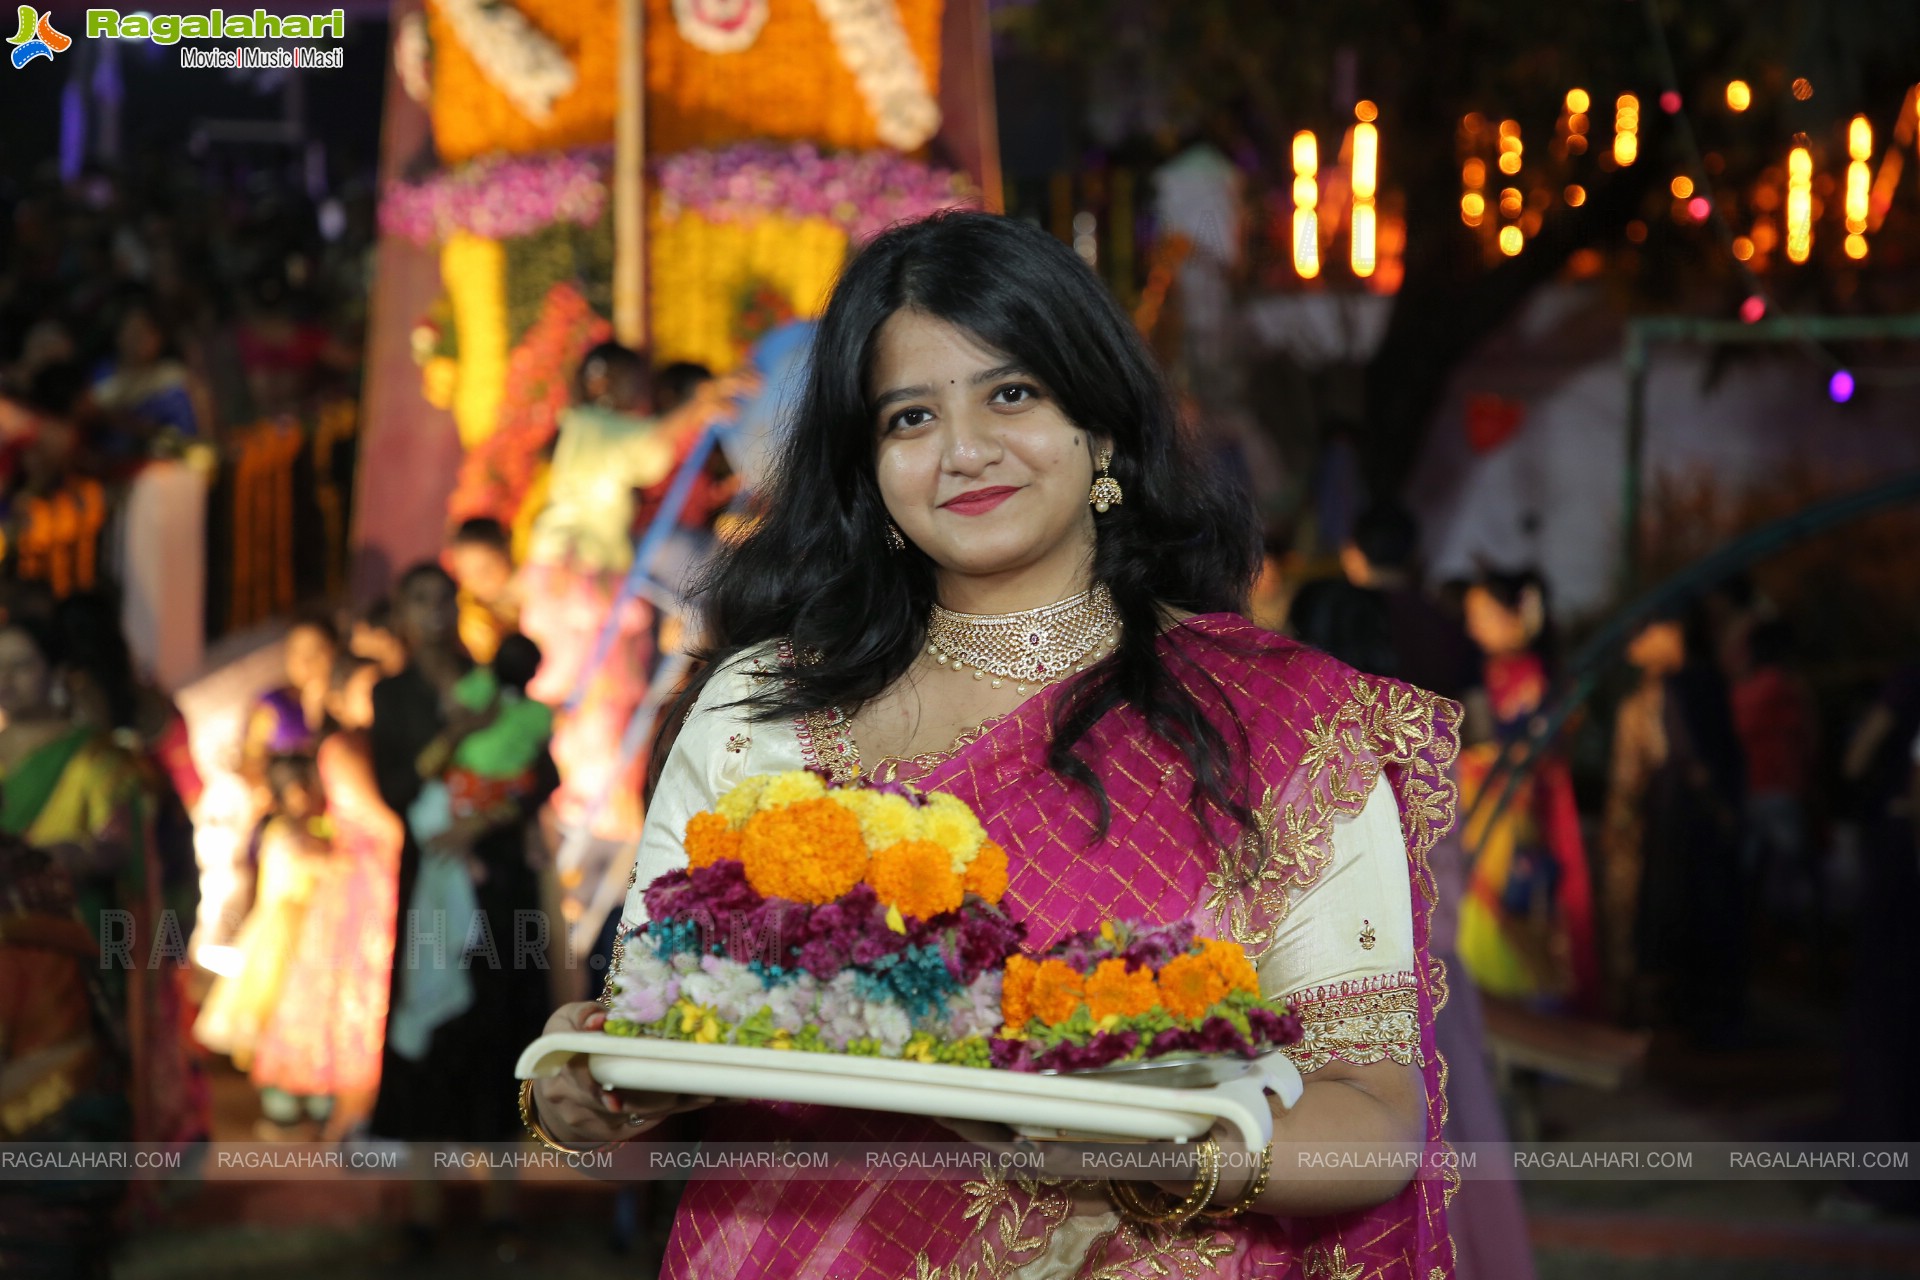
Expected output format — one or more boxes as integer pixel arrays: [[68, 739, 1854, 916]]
[[660, 618, 1460, 1279]]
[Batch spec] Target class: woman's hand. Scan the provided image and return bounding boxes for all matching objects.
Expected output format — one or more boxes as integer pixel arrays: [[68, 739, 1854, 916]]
[[532, 1002, 714, 1147]]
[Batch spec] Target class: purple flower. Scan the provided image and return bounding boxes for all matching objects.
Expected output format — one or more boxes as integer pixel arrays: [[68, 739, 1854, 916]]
[[1120, 921, 1199, 971], [1033, 1031, 1141, 1072]]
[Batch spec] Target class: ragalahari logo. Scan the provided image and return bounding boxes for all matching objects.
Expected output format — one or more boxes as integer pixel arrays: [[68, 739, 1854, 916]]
[[9, 6, 70, 67]]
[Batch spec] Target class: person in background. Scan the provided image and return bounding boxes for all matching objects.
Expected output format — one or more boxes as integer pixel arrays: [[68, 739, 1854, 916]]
[[370, 563, 554, 1253], [1605, 610, 1747, 1036], [249, 658, 401, 1142], [651, 361, 714, 417], [193, 755, 332, 1137], [239, 616, 339, 792], [0, 835, 129, 1278], [0, 619, 183, 1146], [1342, 502, 1488, 733], [348, 598, 409, 679], [90, 296, 211, 445], [1456, 570, 1599, 1013], [447, 516, 521, 666], [1729, 619, 1818, 924]]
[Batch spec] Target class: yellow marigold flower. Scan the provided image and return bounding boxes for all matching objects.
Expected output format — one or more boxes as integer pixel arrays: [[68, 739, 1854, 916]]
[[918, 793, 986, 869], [1030, 959, 1088, 1027], [848, 791, 921, 850], [685, 811, 743, 869], [1085, 957, 1160, 1021], [761, 769, 829, 808], [1200, 938, 1261, 997], [961, 839, 1009, 904], [1001, 954, 1038, 1032], [739, 797, 869, 904], [867, 840, 964, 922], [714, 775, 771, 828], [1157, 951, 1230, 1021]]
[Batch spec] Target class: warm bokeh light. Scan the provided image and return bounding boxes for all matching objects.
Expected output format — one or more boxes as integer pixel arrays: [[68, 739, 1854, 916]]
[[1687, 196, 1710, 221], [1293, 131, 1319, 279], [1625, 219, 1648, 243], [1568, 112, 1589, 135], [1294, 209, 1320, 278], [1498, 152, 1522, 175], [1293, 130, 1318, 177], [1463, 157, 1487, 188], [1845, 232, 1868, 259], [1849, 115, 1872, 162], [1565, 184, 1587, 207], [1351, 202, 1377, 277], [1353, 123, 1379, 200], [1355, 99, 1379, 124], [1727, 80, 1752, 112], [1732, 236, 1754, 261], [1462, 191, 1487, 218], [1786, 144, 1812, 263], [1752, 218, 1778, 252], [1659, 90, 1682, 114], [1739, 295, 1766, 323], [1791, 77, 1813, 101], [1566, 88, 1590, 114], [1671, 175, 1694, 198], [1498, 225, 1524, 256], [1498, 118, 1521, 139], [1499, 188, 1523, 216], [1615, 94, 1640, 166], [1847, 160, 1871, 233]]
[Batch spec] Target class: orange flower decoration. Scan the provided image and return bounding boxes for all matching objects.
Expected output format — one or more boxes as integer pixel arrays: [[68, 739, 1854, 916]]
[[1157, 951, 1230, 1021], [1200, 938, 1261, 997], [1085, 958, 1160, 1022], [867, 840, 964, 922], [685, 811, 742, 870], [1001, 954, 1038, 1032], [738, 798, 869, 904], [1029, 959, 1088, 1026], [961, 840, 1009, 904]]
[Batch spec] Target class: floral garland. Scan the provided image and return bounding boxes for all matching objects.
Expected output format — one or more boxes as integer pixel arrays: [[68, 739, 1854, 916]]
[[441, 232, 508, 449], [381, 149, 610, 246], [656, 142, 978, 243], [447, 282, 610, 527], [431, 0, 577, 124], [809, 0, 942, 150]]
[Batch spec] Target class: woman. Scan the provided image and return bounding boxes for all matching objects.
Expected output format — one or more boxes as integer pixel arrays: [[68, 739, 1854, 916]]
[[1455, 571, 1598, 1013], [251, 658, 402, 1140], [0, 619, 182, 1146], [532, 213, 1458, 1278], [369, 566, 555, 1145], [239, 616, 339, 790]]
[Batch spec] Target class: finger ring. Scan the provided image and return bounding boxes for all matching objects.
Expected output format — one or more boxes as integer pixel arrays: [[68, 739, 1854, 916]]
[[626, 1113, 649, 1127]]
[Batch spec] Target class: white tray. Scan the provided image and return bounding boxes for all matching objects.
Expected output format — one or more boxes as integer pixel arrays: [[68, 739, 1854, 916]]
[[516, 1033, 1301, 1149]]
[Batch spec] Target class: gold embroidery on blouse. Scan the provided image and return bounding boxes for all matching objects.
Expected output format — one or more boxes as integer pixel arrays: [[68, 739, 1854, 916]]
[[1284, 971, 1422, 1073], [1083, 1223, 1237, 1277], [1359, 919, 1377, 950], [725, 733, 750, 754], [597, 853, 646, 1010], [1304, 1241, 1365, 1280], [867, 715, 1009, 786], [908, 1175, 1082, 1279]]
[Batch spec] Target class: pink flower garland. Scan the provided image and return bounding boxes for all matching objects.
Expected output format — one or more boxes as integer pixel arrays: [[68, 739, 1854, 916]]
[[380, 148, 612, 245]]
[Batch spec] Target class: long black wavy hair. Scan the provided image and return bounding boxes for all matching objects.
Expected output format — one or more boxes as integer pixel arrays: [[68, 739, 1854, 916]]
[[672, 212, 1264, 837]]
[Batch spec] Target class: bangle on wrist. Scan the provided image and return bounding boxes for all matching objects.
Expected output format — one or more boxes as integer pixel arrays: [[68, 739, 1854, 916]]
[[1108, 1138, 1222, 1230], [518, 1078, 628, 1155], [1201, 1140, 1272, 1219]]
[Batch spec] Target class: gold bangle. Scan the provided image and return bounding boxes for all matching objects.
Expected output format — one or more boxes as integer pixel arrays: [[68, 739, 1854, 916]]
[[518, 1078, 619, 1156], [1108, 1138, 1222, 1230], [1201, 1141, 1272, 1218]]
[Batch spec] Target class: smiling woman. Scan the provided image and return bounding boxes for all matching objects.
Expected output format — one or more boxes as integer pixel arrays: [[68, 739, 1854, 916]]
[[533, 213, 1462, 1279]]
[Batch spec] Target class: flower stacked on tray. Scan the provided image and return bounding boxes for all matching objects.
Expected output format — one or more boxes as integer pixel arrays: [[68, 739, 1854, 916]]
[[990, 920, 1303, 1073], [603, 771, 1023, 1065]]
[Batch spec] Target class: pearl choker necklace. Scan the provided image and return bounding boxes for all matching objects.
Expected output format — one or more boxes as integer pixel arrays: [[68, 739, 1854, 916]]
[[924, 584, 1120, 694]]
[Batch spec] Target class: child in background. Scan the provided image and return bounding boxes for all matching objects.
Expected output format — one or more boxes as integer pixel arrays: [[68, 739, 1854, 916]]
[[388, 635, 554, 1061], [192, 755, 333, 1136]]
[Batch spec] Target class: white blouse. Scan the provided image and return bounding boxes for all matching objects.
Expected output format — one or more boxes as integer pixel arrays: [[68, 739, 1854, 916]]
[[610, 644, 1422, 1074]]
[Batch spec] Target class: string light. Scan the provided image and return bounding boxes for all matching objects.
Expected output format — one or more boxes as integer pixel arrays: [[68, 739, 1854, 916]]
[[1566, 88, 1590, 114], [1726, 80, 1752, 112], [1351, 107, 1379, 277], [1739, 295, 1766, 323], [1461, 151, 1486, 228], [1615, 94, 1640, 166], [1828, 370, 1854, 403], [1845, 115, 1872, 245], [1671, 175, 1694, 198], [1565, 184, 1587, 206], [1791, 78, 1813, 102], [1787, 142, 1813, 263], [1498, 225, 1523, 256], [1498, 119, 1522, 175], [1688, 196, 1711, 221], [1292, 130, 1320, 279], [1732, 236, 1754, 261]]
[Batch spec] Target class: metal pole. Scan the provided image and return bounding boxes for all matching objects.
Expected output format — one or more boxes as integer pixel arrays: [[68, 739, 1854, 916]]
[[613, 0, 647, 349]]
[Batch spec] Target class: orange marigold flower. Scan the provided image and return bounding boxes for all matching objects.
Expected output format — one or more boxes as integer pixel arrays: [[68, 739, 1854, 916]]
[[1001, 954, 1038, 1032], [685, 811, 742, 870], [1200, 938, 1260, 997], [867, 840, 964, 922], [1030, 959, 1088, 1026], [1157, 951, 1230, 1021], [1085, 957, 1160, 1021], [961, 839, 1009, 904], [738, 797, 869, 904]]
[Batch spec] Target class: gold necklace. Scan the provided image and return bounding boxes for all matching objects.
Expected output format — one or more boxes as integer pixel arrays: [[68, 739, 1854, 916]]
[[924, 584, 1120, 694]]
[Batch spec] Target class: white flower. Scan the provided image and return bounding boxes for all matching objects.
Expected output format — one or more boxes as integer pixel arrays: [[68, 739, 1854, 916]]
[[433, 0, 577, 124], [809, 0, 941, 150]]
